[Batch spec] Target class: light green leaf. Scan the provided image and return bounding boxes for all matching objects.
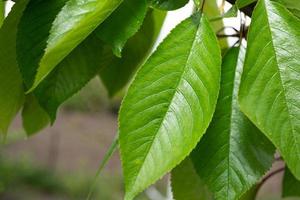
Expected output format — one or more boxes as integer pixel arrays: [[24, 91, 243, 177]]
[[192, 47, 275, 200], [0, 0, 28, 134], [239, 0, 300, 180], [171, 157, 212, 200], [22, 95, 49, 136], [148, 0, 189, 10], [281, 0, 300, 18], [95, 0, 147, 57], [29, 0, 123, 91], [119, 13, 221, 200], [34, 34, 107, 122], [282, 168, 300, 198], [99, 9, 166, 97]]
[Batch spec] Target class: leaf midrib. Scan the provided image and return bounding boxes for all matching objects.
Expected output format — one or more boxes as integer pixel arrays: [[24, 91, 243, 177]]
[[128, 15, 203, 195], [263, 0, 300, 164]]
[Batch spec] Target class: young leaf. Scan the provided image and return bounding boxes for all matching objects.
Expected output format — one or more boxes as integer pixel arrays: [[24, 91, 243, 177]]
[[192, 47, 275, 200], [171, 157, 212, 200], [0, 0, 28, 134], [95, 0, 147, 57], [148, 0, 189, 10], [282, 168, 300, 198], [17, 0, 68, 89], [99, 10, 166, 97], [33, 34, 107, 122], [119, 13, 221, 200], [22, 95, 49, 136], [29, 0, 123, 91], [239, 0, 300, 180]]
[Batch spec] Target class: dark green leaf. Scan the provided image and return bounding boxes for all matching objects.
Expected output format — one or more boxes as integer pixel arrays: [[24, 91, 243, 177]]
[[171, 157, 212, 200], [99, 9, 166, 97], [192, 47, 274, 200], [236, 0, 256, 8], [22, 95, 49, 136], [148, 0, 189, 10], [29, 0, 123, 91], [95, 0, 147, 57], [34, 34, 107, 122], [0, 0, 28, 134], [17, 0, 68, 89], [282, 168, 300, 198], [119, 13, 221, 200], [239, 0, 300, 180]]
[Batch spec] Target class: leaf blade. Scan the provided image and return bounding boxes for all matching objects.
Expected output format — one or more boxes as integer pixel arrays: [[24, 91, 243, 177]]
[[119, 13, 221, 200], [192, 47, 275, 200], [30, 0, 122, 90], [239, 0, 300, 180]]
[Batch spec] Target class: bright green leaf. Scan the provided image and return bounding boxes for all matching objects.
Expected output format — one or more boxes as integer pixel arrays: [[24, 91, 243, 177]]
[[29, 0, 123, 91], [171, 157, 212, 200], [99, 9, 166, 97], [22, 95, 49, 136], [119, 13, 221, 200], [239, 0, 300, 180], [34, 34, 107, 122], [0, 0, 28, 134], [148, 0, 189, 10], [283, 168, 300, 198], [95, 0, 147, 57], [192, 47, 275, 200]]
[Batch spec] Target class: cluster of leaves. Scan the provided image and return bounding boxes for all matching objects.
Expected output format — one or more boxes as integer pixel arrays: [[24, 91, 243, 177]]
[[0, 0, 300, 199]]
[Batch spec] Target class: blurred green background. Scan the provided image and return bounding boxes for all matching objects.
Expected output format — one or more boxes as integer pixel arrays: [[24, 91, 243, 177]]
[[0, 78, 298, 200]]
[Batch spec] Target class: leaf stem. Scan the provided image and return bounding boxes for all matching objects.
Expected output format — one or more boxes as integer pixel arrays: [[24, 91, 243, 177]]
[[86, 135, 119, 200]]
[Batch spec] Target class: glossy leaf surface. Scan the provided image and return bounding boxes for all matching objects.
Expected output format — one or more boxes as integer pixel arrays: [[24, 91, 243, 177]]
[[192, 47, 274, 200], [119, 13, 221, 200], [95, 0, 147, 57], [0, 1, 27, 134], [30, 0, 122, 90], [239, 0, 300, 179]]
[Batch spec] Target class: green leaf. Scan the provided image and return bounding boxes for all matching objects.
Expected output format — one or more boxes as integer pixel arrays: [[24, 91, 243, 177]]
[[171, 157, 212, 200], [29, 0, 123, 91], [22, 95, 49, 136], [148, 0, 189, 10], [34, 34, 107, 122], [236, 0, 256, 8], [239, 186, 259, 200], [119, 13, 221, 200], [0, 0, 28, 134], [283, 168, 300, 198], [281, 0, 300, 18], [17, 0, 68, 89], [0, 1, 4, 28], [192, 47, 275, 200], [95, 0, 147, 57], [239, 0, 300, 180], [99, 9, 166, 97]]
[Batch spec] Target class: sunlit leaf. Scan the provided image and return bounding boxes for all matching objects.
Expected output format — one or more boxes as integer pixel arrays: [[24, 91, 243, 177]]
[[119, 13, 221, 200], [239, 0, 300, 180]]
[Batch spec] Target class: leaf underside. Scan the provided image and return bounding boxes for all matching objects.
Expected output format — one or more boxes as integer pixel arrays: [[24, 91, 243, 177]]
[[239, 0, 300, 180], [119, 13, 221, 200]]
